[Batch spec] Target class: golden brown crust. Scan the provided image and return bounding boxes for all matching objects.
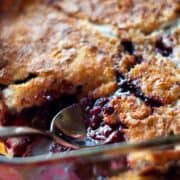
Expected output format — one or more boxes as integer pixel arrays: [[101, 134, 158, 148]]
[[128, 58, 180, 105], [128, 150, 180, 175], [126, 103, 180, 141], [103, 95, 152, 125], [54, 0, 180, 33], [104, 95, 180, 173], [103, 95, 180, 141], [0, 1, 118, 111]]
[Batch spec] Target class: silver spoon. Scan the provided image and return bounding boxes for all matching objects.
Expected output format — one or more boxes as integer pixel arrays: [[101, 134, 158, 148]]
[[0, 104, 180, 151], [0, 104, 87, 149]]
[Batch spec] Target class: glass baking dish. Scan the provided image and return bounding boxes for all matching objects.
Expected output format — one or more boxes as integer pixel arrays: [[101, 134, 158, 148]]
[[0, 1, 179, 179], [0, 136, 179, 179]]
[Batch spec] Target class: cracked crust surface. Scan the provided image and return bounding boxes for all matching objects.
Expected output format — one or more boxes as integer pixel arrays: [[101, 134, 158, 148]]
[[103, 95, 180, 141], [128, 58, 180, 104], [0, 1, 117, 111], [102, 95, 180, 174], [0, 0, 179, 113], [53, 0, 180, 33]]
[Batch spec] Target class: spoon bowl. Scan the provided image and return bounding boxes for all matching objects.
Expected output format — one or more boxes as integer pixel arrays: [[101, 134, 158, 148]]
[[0, 104, 97, 149], [50, 104, 86, 139], [0, 104, 180, 151]]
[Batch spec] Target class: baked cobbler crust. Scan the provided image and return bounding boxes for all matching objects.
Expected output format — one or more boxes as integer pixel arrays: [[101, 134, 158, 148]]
[[128, 58, 180, 104], [53, 0, 179, 33], [0, 1, 117, 111]]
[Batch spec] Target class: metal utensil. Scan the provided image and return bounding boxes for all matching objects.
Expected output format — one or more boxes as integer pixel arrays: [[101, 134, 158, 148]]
[[0, 104, 86, 149], [0, 126, 79, 149], [0, 104, 180, 150], [50, 104, 86, 139], [0, 104, 97, 148]]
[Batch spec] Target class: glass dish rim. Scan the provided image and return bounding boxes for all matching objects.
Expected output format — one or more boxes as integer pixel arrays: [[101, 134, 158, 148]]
[[0, 135, 179, 165]]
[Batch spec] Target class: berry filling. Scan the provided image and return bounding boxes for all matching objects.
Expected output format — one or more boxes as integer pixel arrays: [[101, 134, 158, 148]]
[[121, 40, 134, 55], [0, 70, 164, 157], [80, 97, 126, 144], [116, 74, 162, 107], [155, 38, 173, 57], [0, 73, 163, 157]]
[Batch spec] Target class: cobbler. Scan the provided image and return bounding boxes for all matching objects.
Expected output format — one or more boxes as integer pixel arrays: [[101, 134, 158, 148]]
[[0, 0, 179, 178]]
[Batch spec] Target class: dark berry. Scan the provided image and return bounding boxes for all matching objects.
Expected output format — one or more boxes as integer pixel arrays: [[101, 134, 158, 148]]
[[116, 75, 162, 107], [101, 125, 113, 137], [118, 80, 130, 92], [89, 115, 101, 129], [144, 97, 162, 107], [134, 55, 143, 64], [94, 97, 109, 107], [80, 97, 92, 107], [104, 131, 125, 144], [89, 106, 101, 115], [155, 38, 172, 57], [5, 137, 31, 156], [49, 143, 71, 153], [121, 40, 134, 54], [103, 106, 114, 115]]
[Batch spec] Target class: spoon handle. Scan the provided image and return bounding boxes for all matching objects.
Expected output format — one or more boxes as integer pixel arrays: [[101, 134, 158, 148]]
[[0, 126, 46, 138], [0, 126, 79, 150]]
